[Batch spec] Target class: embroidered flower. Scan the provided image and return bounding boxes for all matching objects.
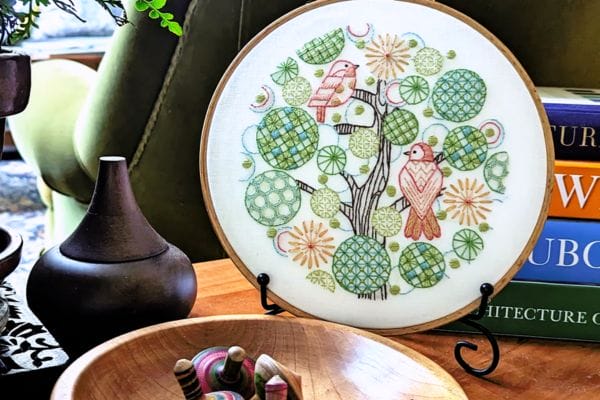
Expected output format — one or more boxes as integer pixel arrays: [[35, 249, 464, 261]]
[[364, 34, 410, 80], [443, 178, 492, 226], [288, 221, 335, 269]]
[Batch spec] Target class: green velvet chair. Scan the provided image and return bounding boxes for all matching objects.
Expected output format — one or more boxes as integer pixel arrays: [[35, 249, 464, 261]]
[[8, 0, 600, 262], [8, 0, 308, 262]]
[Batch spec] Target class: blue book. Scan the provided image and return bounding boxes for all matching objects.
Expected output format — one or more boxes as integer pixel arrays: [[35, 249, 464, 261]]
[[537, 87, 600, 162], [514, 218, 600, 285]]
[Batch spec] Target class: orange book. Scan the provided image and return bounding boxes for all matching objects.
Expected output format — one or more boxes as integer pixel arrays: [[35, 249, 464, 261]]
[[549, 160, 600, 220]]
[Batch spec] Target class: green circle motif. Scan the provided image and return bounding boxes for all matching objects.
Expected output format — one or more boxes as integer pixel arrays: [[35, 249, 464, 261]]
[[245, 170, 301, 226], [310, 188, 340, 218], [382, 109, 419, 145], [282, 77, 312, 106], [452, 229, 484, 261], [257, 107, 319, 170], [414, 47, 444, 76], [270, 57, 299, 85], [399, 242, 446, 288], [317, 145, 347, 175], [443, 126, 488, 171], [432, 69, 487, 122], [297, 28, 345, 65], [349, 128, 379, 158], [371, 207, 403, 237], [332, 235, 391, 295], [484, 151, 509, 194], [399, 75, 430, 104]]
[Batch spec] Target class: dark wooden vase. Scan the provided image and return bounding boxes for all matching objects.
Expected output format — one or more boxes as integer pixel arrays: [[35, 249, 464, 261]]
[[26, 156, 197, 358]]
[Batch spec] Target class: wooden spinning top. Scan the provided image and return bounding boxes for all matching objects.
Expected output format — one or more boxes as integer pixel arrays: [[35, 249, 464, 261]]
[[265, 375, 288, 400], [192, 346, 256, 399], [254, 355, 302, 400], [173, 359, 244, 400]]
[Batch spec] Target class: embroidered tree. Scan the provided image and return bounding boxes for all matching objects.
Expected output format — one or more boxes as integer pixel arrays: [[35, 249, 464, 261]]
[[243, 26, 507, 300]]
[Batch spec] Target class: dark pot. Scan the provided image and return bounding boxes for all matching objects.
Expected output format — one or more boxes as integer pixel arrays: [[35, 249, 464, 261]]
[[26, 156, 197, 358], [0, 51, 31, 117]]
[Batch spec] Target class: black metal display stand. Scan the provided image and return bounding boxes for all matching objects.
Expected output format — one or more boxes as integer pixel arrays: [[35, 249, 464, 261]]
[[256, 273, 500, 377]]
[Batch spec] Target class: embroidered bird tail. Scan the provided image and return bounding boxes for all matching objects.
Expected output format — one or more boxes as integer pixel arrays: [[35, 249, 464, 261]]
[[404, 209, 441, 240], [316, 106, 326, 123], [422, 209, 441, 240]]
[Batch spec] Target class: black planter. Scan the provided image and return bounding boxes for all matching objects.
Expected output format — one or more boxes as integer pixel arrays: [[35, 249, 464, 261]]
[[26, 156, 197, 358]]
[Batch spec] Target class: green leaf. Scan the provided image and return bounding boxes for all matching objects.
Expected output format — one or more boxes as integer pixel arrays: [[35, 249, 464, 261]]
[[134, 0, 149, 11], [151, 0, 166, 9], [160, 19, 168, 27], [168, 21, 183, 36], [148, 9, 160, 19], [161, 12, 173, 20]]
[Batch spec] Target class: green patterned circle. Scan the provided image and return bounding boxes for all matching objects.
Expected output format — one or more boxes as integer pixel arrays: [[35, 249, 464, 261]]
[[257, 107, 319, 170], [297, 28, 345, 65], [414, 47, 444, 76], [306, 270, 336, 293], [317, 145, 347, 175], [270, 57, 299, 85], [443, 126, 488, 171], [382, 109, 419, 145], [282, 77, 312, 106], [310, 188, 340, 218], [245, 170, 300, 226], [399, 242, 446, 288], [333, 235, 391, 295], [349, 128, 379, 158], [432, 69, 487, 122], [452, 229, 484, 261], [399, 75, 430, 104], [484, 151, 509, 194], [371, 207, 403, 237]]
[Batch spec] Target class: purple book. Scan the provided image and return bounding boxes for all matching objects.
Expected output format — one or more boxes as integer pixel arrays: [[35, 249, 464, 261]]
[[537, 87, 600, 162]]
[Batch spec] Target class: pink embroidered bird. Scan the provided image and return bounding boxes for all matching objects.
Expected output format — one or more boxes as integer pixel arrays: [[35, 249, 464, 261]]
[[308, 60, 359, 123], [399, 142, 443, 241]]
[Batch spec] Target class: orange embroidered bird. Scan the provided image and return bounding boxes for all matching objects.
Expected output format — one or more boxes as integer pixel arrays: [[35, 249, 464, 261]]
[[308, 60, 359, 123], [399, 142, 443, 240]]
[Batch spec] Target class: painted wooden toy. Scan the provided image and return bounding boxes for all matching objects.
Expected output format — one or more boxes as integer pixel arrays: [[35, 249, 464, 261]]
[[254, 355, 302, 400], [265, 375, 288, 400], [173, 359, 244, 400], [192, 346, 256, 399]]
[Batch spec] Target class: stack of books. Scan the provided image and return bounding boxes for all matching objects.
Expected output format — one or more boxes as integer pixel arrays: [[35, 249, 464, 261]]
[[442, 87, 600, 342]]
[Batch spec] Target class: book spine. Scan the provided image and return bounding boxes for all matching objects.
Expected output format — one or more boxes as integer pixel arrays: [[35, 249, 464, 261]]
[[439, 281, 600, 342], [513, 219, 600, 284], [548, 160, 600, 220], [545, 103, 600, 162]]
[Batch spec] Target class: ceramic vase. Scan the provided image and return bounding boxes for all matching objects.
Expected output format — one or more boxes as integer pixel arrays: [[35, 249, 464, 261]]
[[26, 156, 197, 357]]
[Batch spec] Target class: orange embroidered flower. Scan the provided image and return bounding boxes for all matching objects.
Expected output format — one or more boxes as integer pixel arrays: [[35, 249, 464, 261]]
[[288, 221, 335, 269], [443, 178, 492, 226], [364, 34, 410, 79]]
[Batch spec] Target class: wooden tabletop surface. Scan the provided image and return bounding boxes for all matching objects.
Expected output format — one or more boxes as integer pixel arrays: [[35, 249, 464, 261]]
[[192, 259, 600, 400]]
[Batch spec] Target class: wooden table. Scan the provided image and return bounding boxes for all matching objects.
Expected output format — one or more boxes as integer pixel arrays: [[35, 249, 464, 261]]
[[192, 259, 600, 400]]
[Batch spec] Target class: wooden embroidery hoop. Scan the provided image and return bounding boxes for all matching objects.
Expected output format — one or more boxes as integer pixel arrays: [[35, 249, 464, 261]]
[[200, 0, 554, 336]]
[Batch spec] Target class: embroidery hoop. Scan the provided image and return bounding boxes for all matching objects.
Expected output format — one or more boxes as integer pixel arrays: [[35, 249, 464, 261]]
[[200, 0, 553, 335]]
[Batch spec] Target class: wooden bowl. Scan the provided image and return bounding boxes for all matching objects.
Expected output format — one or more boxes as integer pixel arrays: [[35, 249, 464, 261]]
[[52, 315, 466, 400]]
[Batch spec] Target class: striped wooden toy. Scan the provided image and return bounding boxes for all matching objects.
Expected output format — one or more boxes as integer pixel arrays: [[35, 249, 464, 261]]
[[192, 346, 256, 399], [254, 354, 302, 400], [265, 375, 288, 400], [174, 358, 244, 400]]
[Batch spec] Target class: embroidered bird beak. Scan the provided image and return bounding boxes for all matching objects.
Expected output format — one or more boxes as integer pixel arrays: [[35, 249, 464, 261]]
[[403, 151, 410, 155]]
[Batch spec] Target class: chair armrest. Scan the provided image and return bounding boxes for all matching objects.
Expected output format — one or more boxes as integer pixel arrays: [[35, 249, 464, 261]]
[[8, 59, 96, 202]]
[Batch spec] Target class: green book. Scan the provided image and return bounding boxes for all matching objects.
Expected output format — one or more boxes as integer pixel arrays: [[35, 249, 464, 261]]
[[439, 281, 600, 342]]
